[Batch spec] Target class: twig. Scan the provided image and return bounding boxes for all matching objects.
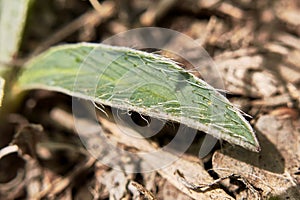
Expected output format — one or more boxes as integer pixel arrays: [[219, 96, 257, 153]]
[[31, 1, 115, 57], [34, 157, 96, 199], [196, 15, 217, 46], [0, 145, 19, 159], [31, 10, 98, 56], [89, 0, 114, 16], [140, 0, 178, 25], [130, 181, 157, 200], [176, 170, 260, 198]]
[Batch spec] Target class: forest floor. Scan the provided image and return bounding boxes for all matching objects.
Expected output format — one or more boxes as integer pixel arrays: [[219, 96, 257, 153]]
[[0, 0, 300, 199]]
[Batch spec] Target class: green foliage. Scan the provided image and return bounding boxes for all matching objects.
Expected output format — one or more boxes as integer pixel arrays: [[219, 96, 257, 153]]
[[18, 43, 260, 151], [0, 77, 4, 107], [0, 0, 32, 64]]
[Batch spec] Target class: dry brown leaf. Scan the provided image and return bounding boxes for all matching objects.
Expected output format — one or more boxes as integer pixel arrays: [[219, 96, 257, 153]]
[[255, 114, 300, 183], [98, 118, 233, 199], [157, 180, 193, 200], [71, 111, 233, 199], [216, 55, 264, 70], [141, 171, 157, 194], [128, 181, 157, 200], [276, 33, 300, 51], [278, 64, 300, 84], [251, 94, 292, 107], [264, 43, 289, 55], [100, 170, 129, 200], [214, 47, 258, 60], [285, 49, 300, 71], [212, 114, 300, 199], [277, 9, 300, 27], [274, 0, 300, 35], [158, 158, 234, 199], [251, 71, 279, 97], [216, 55, 280, 97]]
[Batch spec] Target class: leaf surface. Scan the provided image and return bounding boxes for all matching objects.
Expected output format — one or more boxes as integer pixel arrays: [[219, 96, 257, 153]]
[[0, 77, 4, 107], [0, 0, 32, 64], [18, 43, 260, 151]]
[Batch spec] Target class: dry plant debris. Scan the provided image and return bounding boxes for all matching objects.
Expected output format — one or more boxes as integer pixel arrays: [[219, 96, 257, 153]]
[[1, 0, 300, 199]]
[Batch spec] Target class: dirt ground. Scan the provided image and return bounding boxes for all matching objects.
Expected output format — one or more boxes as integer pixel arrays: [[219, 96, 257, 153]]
[[0, 0, 300, 199]]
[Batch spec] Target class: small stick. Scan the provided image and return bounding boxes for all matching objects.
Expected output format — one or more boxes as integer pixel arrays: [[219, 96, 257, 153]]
[[130, 181, 157, 200], [140, 0, 178, 26], [0, 145, 19, 160], [176, 170, 260, 198], [89, 0, 114, 16], [32, 1, 115, 57]]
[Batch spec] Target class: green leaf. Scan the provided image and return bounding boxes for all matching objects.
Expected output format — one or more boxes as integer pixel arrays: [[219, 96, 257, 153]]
[[17, 43, 260, 152], [0, 77, 4, 107], [0, 0, 32, 64]]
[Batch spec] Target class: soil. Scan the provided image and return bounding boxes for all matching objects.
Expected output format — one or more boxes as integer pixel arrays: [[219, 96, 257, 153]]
[[0, 0, 300, 199]]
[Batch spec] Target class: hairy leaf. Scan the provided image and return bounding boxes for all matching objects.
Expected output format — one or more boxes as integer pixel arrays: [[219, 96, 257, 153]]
[[18, 43, 260, 151]]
